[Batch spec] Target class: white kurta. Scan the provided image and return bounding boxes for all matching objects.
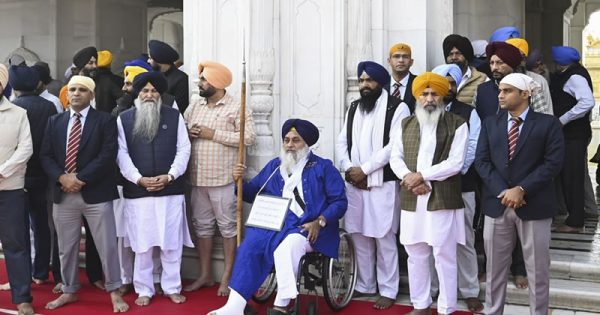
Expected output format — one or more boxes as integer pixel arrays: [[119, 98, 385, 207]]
[[336, 91, 411, 238], [390, 119, 468, 247], [116, 114, 194, 253]]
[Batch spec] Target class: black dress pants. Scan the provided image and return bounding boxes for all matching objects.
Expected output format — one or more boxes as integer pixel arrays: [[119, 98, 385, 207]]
[[562, 138, 587, 228]]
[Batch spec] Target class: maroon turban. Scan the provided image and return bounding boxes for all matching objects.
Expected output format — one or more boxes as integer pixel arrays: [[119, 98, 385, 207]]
[[485, 42, 523, 69]]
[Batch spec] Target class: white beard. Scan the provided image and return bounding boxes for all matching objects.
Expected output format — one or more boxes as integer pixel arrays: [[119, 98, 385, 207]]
[[279, 145, 310, 174], [133, 97, 162, 143], [414, 101, 444, 127]]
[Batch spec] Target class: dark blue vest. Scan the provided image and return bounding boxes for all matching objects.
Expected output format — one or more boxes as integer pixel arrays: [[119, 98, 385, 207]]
[[475, 80, 502, 121], [120, 105, 185, 198]]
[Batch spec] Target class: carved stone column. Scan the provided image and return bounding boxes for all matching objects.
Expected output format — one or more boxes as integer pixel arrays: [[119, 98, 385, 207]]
[[247, 0, 276, 176], [345, 0, 372, 113]]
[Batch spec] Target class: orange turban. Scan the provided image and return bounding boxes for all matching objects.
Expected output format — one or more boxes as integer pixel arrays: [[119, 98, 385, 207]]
[[412, 72, 450, 98], [506, 38, 529, 57], [197, 61, 232, 89], [389, 43, 412, 57], [123, 66, 148, 83], [59, 85, 69, 109], [97, 50, 113, 68]]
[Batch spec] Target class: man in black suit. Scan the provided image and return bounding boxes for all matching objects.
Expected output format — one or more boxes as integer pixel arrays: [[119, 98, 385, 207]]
[[40, 75, 129, 313], [387, 43, 416, 113], [475, 73, 564, 315]]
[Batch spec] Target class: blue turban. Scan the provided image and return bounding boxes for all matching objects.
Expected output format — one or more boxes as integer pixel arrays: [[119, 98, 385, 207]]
[[281, 119, 319, 146], [357, 61, 390, 87], [432, 64, 463, 87], [32, 62, 52, 85], [133, 71, 168, 94], [148, 40, 179, 64], [552, 46, 580, 66], [489, 26, 520, 42], [124, 59, 153, 72], [9, 65, 39, 91]]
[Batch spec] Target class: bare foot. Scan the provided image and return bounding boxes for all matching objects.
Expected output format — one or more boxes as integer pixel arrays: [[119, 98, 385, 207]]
[[154, 283, 164, 295], [135, 296, 151, 306], [217, 283, 230, 296], [111, 291, 129, 312], [513, 275, 528, 289], [118, 283, 133, 296], [373, 296, 395, 310], [0, 282, 10, 290], [45, 293, 78, 309], [52, 283, 63, 294], [32, 278, 48, 285], [92, 280, 106, 290], [465, 297, 484, 313], [405, 308, 432, 315], [17, 302, 34, 315], [184, 277, 215, 292], [167, 293, 187, 304]]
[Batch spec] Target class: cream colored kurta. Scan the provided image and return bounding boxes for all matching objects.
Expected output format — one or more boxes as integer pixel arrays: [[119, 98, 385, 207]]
[[336, 91, 410, 238], [390, 119, 468, 246]]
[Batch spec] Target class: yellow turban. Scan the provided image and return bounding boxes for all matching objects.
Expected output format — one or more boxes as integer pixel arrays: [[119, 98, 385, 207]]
[[97, 50, 113, 68], [68, 75, 96, 92], [124, 66, 148, 83], [389, 43, 412, 57], [506, 38, 529, 57], [197, 61, 232, 89], [412, 72, 450, 98]]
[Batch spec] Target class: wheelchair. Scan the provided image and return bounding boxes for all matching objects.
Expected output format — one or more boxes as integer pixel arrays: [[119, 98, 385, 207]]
[[252, 229, 357, 314]]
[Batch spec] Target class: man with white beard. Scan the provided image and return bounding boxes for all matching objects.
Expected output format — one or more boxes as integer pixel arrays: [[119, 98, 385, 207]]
[[336, 61, 410, 309], [390, 72, 468, 315], [209, 119, 347, 315], [116, 71, 193, 306]]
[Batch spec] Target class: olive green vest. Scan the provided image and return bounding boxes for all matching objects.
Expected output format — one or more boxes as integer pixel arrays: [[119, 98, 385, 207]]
[[400, 112, 465, 211]]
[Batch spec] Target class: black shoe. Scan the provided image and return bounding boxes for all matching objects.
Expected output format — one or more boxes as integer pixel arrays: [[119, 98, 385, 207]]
[[267, 307, 288, 315], [244, 305, 257, 315]]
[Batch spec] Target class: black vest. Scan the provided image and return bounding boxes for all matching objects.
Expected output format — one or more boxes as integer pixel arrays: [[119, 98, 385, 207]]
[[448, 100, 477, 192], [120, 105, 185, 198], [475, 80, 502, 121], [550, 63, 593, 140], [346, 95, 402, 182]]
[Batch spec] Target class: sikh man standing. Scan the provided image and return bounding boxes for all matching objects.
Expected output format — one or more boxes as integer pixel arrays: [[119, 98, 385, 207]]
[[431, 64, 483, 313], [0, 64, 35, 315], [184, 61, 256, 295], [443, 34, 488, 105], [40, 75, 128, 312], [387, 43, 416, 113], [475, 73, 564, 315], [390, 72, 468, 315], [147, 40, 189, 113], [116, 71, 193, 306], [336, 61, 410, 309], [209, 119, 347, 315]]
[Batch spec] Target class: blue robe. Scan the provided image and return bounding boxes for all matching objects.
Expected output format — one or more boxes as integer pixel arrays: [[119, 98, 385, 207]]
[[230, 152, 347, 300]]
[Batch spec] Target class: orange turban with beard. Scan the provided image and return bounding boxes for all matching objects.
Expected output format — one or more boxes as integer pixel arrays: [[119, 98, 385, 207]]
[[412, 72, 450, 98], [197, 61, 232, 89]]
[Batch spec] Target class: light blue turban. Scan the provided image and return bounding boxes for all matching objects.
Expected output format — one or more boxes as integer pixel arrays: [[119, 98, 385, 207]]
[[432, 64, 463, 87], [489, 26, 520, 42]]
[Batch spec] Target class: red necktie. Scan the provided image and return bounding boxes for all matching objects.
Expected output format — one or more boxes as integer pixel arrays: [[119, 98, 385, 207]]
[[65, 113, 82, 173], [508, 117, 522, 160], [392, 83, 401, 98]]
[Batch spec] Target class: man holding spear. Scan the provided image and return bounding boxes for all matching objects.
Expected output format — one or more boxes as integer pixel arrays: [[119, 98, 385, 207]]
[[184, 61, 256, 296]]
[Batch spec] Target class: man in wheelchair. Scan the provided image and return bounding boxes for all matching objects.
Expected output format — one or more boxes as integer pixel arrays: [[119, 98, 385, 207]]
[[208, 119, 348, 315]]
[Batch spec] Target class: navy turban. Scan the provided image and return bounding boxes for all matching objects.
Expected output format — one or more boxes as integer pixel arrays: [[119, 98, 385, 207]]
[[132, 71, 168, 94], [73, 46, 98, 69], [148, 40, 179, 64], [552, 46, 580, 66], [9, 65, 39, 91], [526, 48, 543, 70], [443, 34, 474, 62], [282, 119, 319, 147], [32, 62, 52, 85], [486, 41, 523, 69], [489, 26, 520, 42], [357, 61, 390, 87], [124, 59, 153, 72]]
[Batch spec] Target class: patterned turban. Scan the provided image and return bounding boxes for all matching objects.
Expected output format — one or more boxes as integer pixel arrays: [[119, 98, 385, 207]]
[[282, 119, 319, 146], [486, 42, 523, 69], [552, 46, 580, 66], [357, 61, 390, 87], [412, 72, 450, 98], [198, 61, 233, 89], [443, 34, 474, 62]]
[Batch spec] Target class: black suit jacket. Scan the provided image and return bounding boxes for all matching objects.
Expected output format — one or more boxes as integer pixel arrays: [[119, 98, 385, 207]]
[[474, 110, 564, 220], [40, 107, 119, 204], [387, 72, 416, 113]]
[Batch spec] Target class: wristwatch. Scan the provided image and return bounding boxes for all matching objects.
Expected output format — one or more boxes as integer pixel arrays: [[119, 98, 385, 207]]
[[318, 217, 327, 228]]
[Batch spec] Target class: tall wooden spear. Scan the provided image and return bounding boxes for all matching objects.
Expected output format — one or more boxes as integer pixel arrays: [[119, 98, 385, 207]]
[[236, 37, 247, 247]]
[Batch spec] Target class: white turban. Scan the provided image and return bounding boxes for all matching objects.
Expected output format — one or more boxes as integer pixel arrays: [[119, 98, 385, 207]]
[[499, 73, 541, 96], [67, 75, 96, 92]]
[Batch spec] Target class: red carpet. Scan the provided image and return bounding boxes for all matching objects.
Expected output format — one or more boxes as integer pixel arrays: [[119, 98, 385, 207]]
[[0, 260, 470, 314]]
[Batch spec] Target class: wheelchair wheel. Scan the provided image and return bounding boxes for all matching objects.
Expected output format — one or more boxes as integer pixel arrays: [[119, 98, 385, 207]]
[[252, 269, 277, 303], [322, 229, 357, 310]]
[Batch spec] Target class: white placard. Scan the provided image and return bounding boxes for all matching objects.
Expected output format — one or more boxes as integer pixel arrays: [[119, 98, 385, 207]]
[[245, 195, 291, 231]]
